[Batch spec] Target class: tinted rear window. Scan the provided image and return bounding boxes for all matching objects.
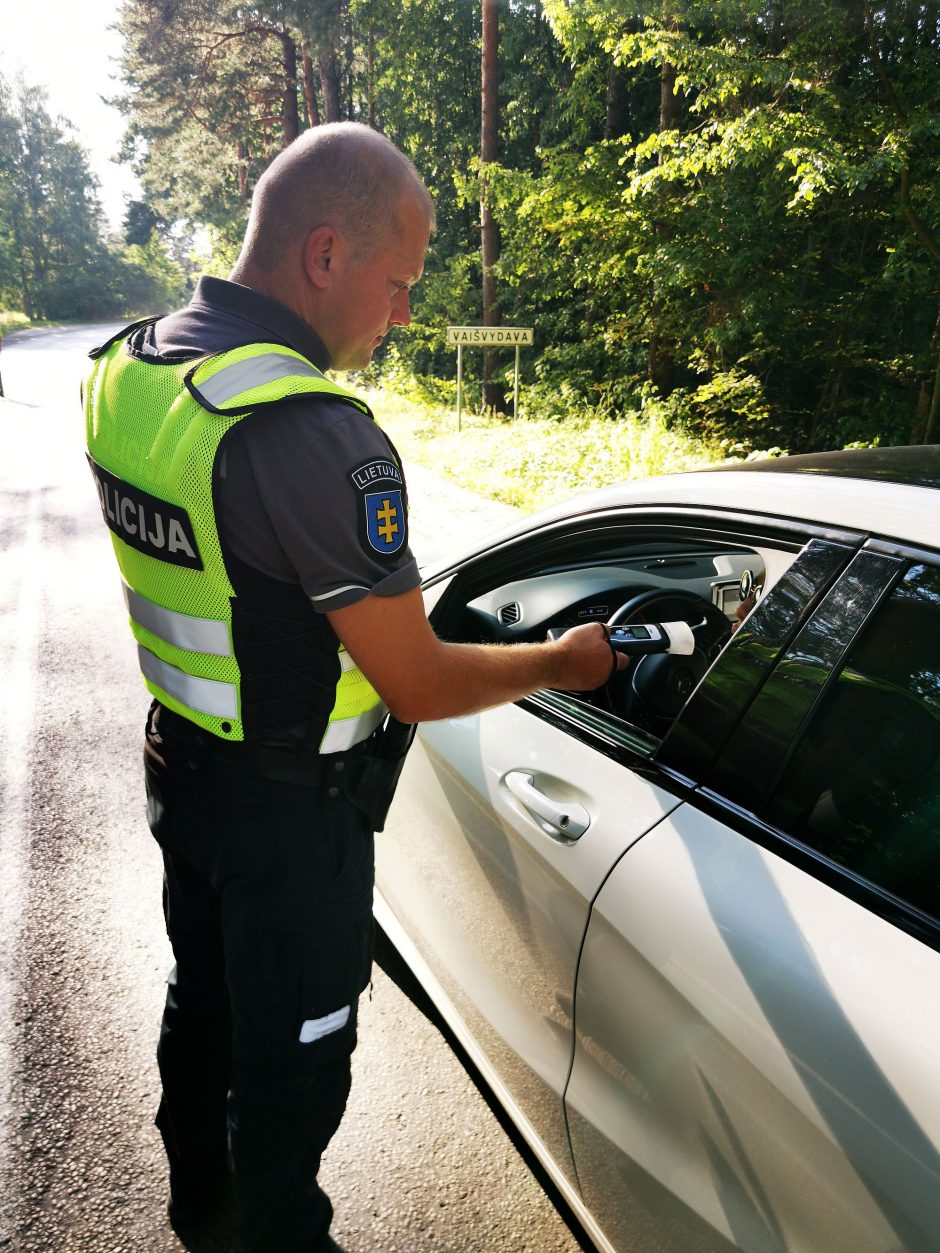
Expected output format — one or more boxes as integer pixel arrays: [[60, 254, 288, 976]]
[[764, 563, 940, 922]]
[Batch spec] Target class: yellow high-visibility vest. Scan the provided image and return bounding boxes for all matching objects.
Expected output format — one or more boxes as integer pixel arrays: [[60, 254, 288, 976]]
[[85, 328, 385, 751]]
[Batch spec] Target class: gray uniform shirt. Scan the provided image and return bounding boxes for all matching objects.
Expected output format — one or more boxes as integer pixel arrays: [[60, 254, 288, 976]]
[[138, 275, 421, 612]]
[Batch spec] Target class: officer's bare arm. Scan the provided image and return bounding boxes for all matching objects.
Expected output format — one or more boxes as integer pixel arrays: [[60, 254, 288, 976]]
[[328, 586, 625, 725]]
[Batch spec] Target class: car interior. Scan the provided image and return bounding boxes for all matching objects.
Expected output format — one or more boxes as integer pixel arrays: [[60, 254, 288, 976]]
[[436, 530, 797, 737]]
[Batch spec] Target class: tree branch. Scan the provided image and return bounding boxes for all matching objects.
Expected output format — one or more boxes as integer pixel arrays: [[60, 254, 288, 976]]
[[901, 167, 940, 264], [866, 5, 940, 266]]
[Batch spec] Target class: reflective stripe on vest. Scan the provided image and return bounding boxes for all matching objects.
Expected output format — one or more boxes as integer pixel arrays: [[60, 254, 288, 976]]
[[189, 346, 367, 415], [320, 703, 385, 753], [123, 584, 231, 656], [127, 582, 383, 749], [138, 645, 239, 719], [319, 650, 387, 753], [196, 353, 324, 409]]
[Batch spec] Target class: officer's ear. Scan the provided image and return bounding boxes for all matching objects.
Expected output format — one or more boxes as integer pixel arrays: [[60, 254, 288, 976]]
[[303, 225, 346, 289]]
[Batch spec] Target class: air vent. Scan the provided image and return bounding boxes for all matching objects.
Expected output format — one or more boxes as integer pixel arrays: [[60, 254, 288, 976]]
[[497, 601, 522, 626]]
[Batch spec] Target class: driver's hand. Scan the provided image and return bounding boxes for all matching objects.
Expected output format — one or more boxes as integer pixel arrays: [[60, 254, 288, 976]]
[[547, 623, 629, 692]]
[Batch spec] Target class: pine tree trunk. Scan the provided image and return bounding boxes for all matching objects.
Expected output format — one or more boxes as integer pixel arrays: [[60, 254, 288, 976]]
[[18, 253, 34, 320], [279, 31, 300, 145], [659, 59, 678, 140], [481, 0, 502, 412], [924, 299, 940, 444], [236, 139, 249, 204], [318, 48, 342, 122], [923, 352, 940, 444], [367, 23, 376, 128], [605, 60, 629, 139], [9, 198, 34, 318], [649, 57, 679, 397], [344, 19, 354, 121], [301, 38, 321, 127]]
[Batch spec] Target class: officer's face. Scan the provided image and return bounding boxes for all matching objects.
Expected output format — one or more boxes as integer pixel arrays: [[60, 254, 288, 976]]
[[327, 195, 431, 372]]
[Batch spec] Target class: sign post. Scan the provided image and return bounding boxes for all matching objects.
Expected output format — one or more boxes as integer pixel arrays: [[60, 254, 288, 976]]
[[446, 326, 534, 430]]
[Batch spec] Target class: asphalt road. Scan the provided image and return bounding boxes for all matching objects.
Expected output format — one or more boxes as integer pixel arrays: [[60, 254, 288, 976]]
[[0, 325, 579, 1253]]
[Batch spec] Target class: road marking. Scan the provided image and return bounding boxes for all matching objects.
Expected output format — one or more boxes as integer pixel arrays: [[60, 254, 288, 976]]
[[0, 485, 42, 1228]]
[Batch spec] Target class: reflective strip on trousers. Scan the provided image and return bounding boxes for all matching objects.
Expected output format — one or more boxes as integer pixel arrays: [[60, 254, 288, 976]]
[[197, 353, 323, 408], [299, 1006, 350, 1043], [138, 645, 238, 719], [124, 584, 231, 656]]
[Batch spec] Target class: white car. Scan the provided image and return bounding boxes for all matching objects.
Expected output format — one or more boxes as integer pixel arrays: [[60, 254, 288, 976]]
[[375, 446, 940, 1253]]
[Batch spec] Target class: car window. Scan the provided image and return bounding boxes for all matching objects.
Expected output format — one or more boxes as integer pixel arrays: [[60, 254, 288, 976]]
[[660, 539, 855, 781], [432, 520, 833, 757], [762, 561, 940, 923], [703, 548, 903, 809], [429, 514, 880, 768], [449, 534, 769, 737]]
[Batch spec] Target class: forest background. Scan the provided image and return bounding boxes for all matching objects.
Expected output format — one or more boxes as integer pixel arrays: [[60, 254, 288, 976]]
[[2, 0, 940, 470]]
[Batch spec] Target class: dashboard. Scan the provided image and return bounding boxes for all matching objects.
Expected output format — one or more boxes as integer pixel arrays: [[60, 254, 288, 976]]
[[464, 548, 759, 644]]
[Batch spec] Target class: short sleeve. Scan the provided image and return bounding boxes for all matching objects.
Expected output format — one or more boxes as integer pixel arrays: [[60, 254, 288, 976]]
[[218, 395, 421, 611]]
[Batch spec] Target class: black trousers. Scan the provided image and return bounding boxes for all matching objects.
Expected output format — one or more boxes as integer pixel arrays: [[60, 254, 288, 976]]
[[144, 706, 374, 1252]]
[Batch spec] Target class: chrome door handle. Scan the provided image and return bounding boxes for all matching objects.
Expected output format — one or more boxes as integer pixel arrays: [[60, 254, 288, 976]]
[[504, 772, 590, 839]]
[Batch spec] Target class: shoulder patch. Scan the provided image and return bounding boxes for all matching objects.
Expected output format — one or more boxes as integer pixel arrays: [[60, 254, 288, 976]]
[[348, 458, 407, 559]]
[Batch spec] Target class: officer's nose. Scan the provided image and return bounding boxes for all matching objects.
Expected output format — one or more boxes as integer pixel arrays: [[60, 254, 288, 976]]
[[391, 288, 411, 328]]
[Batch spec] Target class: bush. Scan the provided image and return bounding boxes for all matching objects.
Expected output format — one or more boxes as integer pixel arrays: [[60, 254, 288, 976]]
[[0, 310, 32, 332], [648, 370, 782, 457], [366, 383, 727, 514]]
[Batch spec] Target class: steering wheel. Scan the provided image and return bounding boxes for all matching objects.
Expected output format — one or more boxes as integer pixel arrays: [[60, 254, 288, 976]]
[[607, 589, 732, 725]]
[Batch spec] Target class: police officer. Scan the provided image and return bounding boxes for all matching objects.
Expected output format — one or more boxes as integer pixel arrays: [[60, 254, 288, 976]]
[[85, 122, 620, 1253]]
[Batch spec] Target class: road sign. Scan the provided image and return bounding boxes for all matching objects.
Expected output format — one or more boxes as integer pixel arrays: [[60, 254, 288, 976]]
[[446, 326, 534, 346], [446, 326, 535, 428]]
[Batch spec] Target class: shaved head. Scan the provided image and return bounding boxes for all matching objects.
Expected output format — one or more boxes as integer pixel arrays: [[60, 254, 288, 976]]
[[238, 122, 434, 273]]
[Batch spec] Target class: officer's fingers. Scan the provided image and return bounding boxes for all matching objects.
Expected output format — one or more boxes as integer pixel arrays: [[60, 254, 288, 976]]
[[553, 622, 618, 690]]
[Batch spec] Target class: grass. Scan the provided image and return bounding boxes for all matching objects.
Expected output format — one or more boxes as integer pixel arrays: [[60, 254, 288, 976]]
[[0, 310, 67, 335], [360, 385, 726, 514], [0, 310, 33, 334]]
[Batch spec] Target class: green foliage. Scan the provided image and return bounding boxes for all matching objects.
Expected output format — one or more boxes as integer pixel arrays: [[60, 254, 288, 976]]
[[366, 0, 483, 379], [0, 72, 185, 321], [114, 236, 191, 315], [463, 0, 940, 450], [371, 385, 726, 514], [0, 76, 106, 318], [641, 370, 775, 454], [111, 0, 940, 451], [115, 0, 275, 237]]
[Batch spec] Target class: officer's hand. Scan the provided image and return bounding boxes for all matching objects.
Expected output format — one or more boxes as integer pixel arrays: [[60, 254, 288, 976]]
[[547, 623, 629, 692]]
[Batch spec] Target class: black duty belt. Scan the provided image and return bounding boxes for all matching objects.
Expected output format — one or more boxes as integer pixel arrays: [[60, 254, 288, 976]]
[[147, 702, 363, 790], [147, 703, 416, 829]]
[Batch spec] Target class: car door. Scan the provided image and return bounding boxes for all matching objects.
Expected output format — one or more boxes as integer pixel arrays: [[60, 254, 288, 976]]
[[376, 670, 687, 1184], [566, 545, 940, 1252], [376, 520, 855, 1196]]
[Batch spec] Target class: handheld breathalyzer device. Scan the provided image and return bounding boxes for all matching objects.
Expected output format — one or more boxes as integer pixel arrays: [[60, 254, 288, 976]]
[[548, 621, 696, 656]]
